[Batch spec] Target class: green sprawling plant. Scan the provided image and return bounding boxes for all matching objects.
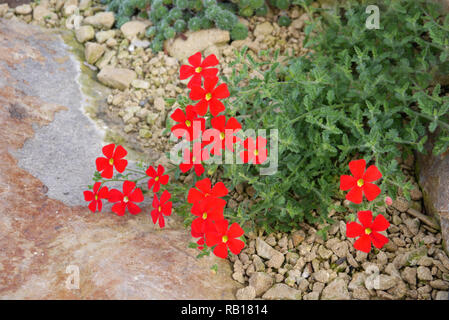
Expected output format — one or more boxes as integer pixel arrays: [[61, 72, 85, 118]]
[[215, 0, 449, 232], [100, 0, 299, 51]]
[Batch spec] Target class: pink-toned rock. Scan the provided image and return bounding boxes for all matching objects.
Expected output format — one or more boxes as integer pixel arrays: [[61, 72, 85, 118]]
[[417, 136, 449, 254], [0, 19, 240, 300]]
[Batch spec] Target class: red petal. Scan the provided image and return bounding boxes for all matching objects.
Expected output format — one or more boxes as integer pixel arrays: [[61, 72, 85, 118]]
[[97, 200, 103, 212], [209, 99, 225, 117], [152, 181, 160, 193], [213, 243, 228, 259], [205, 231, 221, 247], [187, 74, 202, 88], [159, 174, 169, 185], [179, 162, 192, 173], [100, 165, 113, 179], [95, 157, 109, 172], [92, 182, 101, 194], [240, 150, 251, 164], [102, 143, 115, 158], [160, 190, 171, 203], [346, 186, 363, 204], [113, 145, 127, 160], [212, 83, 230, 99], [346, 222, 364, 238], [98, 186, 109, 199], [227, 239, 245, 255], [84, 190, 94, 202], [194, 99, 208, 116], [194, 164, 205, 176], [363, 165, 382, 182], [349, 159, 366, 179], [196, 178, 212, 194], [255, 149, 268, 164], [112, 202, 126, 216], [363, 183, 381, 201], [127, 202, 141, 215], [122, 180, 136, 195], [201, 54, 219, 67], [370, 231, 389, 249], [191, 218, 205, 235], [188, 52, 202, 67], [357, 210, 373, 228], [225, 117, 241, 131], [162, 202, 172, 216], [150, 209, 159, 225], [211, 182, 228, 197], [371, 214, 390, 232], [146, 165, 157, 178], [201, 68, 218, 78], [180, 65, 195, 80], [158, 215, 165, 228], [204, 77, 219, 92], [157, 165, 165, 175], [108, 189, 123, 202], [340, 175, 356, 191], [187, 188, 204, 203], [211, 115, 226, 132], [189, 86, 206, 101], [129, 187, 144, 202], [88, 201, 97, 212], [353, 234, 372, 253], [227, 223, 244, 239], [114, 159, 128, 173], [170, 108, 186, 123]]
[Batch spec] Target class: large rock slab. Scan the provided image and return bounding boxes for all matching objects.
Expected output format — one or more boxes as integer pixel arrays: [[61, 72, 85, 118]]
[[416, 137, 449, 254], [0, 18, 240, 300], [165, 28, 230, 61]]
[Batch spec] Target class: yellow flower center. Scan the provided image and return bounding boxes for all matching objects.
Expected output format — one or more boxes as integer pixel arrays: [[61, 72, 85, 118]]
[[158, 206, 162, 212], [185, 120, 191, 127], [220, 132, 225, 140], [95, 195, 98, 200], [109, 158, 114, 165], [155, 176, 159, 182], [192, 156, 196, 162], [254, 149, 259, 156], [195, 67, 202, 73], [365, 228, 372, 235], [222, 235, 228, 243], [123, 196, 129, 203], [357, 179, 364, 187], [205, 93, 212, 101], [202, 212, 207, 220]]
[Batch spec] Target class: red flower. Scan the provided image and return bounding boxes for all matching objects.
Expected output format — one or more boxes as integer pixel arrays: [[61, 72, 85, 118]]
[[108, 181, 144, 216], [205, 219, 245, 259], [196, 236, 205, 250], [146, 164, 169, 193], [170, 105, 205, 141], [203, 115, 241, 155], [179, 142, 210, 176], [240, 137, 268, 165], [83, 182, 109, 212], [340, 159, 382, 204], [150, 190, 172, 228], [346, 210, 390, 253], [95, 144, 128, 179], [180, 52, 219, 88], [191, 198, 225, 237], [189, 77, 229, 116], [187, 177, 228, 207]]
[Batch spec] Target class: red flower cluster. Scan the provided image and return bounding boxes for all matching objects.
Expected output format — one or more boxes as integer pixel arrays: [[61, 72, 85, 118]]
[[188, 178, 244, 259], [171, 52, 268, 178], [84, 144, 172, 228], [340, 159, 390, 253]]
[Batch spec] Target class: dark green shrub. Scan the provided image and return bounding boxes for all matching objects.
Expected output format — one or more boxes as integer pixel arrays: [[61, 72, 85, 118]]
[[173, 19, 187, 32], [216, 0, 449, 232], [188, 16, 202, 31], [164, 26, 176, 39]]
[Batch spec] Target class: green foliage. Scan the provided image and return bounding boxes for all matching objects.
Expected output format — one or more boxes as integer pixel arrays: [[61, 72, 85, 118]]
[[103, 0, 277, 51], [278, 15, 291, 26], [231, 22, 249, 40], [218, 0, 449, 232]]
